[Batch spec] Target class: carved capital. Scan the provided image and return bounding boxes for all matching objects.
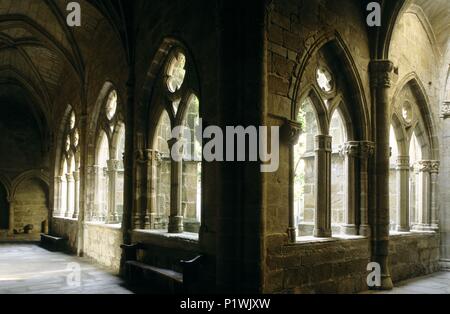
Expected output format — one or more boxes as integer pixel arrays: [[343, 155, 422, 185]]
[[281, 119, 302, 146], [416, 160, 432, 173], [339, 141, 360, 158], [315, 135, 332, 152], [430, 160, 440, 174], [358, 141, 375, 159], [107, 159, 121, 171], [135, 149, 146, 163], [396, 156, 410, 170], [369, 60, 395, 88], [441, 101, 450, 119]]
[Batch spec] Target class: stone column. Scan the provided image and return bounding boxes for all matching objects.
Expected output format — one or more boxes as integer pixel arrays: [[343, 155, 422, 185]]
[[281, 119, 302, 243], [369, 60, 395, 290], [415, 160, 432, 230], [359, 141, 375, 236], [54, 176, 64, 217], [396, 156, 410, 232], [106, 160, 120, 224], [168, 137, 183, 233], [65, 173, 74, 218], [430, 161, 440, 230], [145, 149, 160, 229], [133, 150, 145, 229], [340, 141, 359, 235], [314, 135, 332, 238], [92, 165, 102, 221], [8, 199, 15, 235], [72, 171, 80, 219]]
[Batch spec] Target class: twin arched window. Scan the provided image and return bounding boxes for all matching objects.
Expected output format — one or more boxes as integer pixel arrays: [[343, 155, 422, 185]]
[[55, 110, 80, 219], [149, 49, 202, 234], [90, 90, 125, 225], [293, 64, 356, 238]]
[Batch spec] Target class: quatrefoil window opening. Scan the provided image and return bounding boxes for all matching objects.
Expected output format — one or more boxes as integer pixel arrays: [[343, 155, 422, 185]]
[[166, 52, 187, 93], [316, 66, 334, 94]]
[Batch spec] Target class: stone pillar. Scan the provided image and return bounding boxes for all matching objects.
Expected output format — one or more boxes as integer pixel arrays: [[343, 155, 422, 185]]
[[92, 165, 102, 221], [168, 137, 183, 233], [415, 161, 432, 230], [430, 161, 440, 230], [8, 199, 15, 235], [359, 141, 375, 236], [314, 135, 332, 238], [281, 119, 302, 243], [396, 156, 410, 232], [369, 60, 395, 290], [106, 160, 120, 224], [133, 150, 145, 229], [145, 149, 160, 229], [54, 176, 64, 217], [340, 141, 359, 235], [65, 173, 74, 218], [72, 171, 80, 219]]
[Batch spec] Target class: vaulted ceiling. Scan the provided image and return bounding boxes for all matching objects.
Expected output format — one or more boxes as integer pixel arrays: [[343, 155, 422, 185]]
[[0, 0, 130, 131]]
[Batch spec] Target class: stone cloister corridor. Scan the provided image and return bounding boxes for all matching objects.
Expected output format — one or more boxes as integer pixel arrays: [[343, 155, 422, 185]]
[[0, 0, 449, 296]]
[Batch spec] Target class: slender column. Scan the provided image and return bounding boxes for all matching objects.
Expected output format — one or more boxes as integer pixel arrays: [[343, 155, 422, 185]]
[[145, 149, 161, 229], [359, 141, 375, 236], [106, 160, 120, 224], [72, 171, 80, 219], [340, 141, 359, 235], [415, 161, 432, 230], [54, 176, 64, 217], [168, 138, 183, 233], [134, 150, 146, 229], [8, 199, 15, 235], [369, 60, 395, 290], [314, 135, 332, 238], [92, 165, 102, 221], [65, 173, 74, 218], [409, 166, 418, 226], [396, 156, 410, 232], [430, 161, 440, 230]]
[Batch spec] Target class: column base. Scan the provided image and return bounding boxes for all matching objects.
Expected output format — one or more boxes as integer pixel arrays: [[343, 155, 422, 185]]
[[359, 225, 371, 237], [313, 228, 332, 238], [395, 225, 410, 232], [287, 227, 297, 243], [341, 224, 358, 236], [168, 216, 184, 234], [412, 224, 434, 232]]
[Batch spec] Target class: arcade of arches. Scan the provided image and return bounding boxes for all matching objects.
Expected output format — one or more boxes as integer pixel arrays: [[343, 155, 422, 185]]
[[0, 0, 449, 294]]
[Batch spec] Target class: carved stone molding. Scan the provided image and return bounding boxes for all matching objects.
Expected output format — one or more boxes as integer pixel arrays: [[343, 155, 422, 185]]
[[430, 161, 440, 174], [369, 60, 395, 88], [358, 141, 375, 159], [416, 160, 432, 173], [441, 101, 450, 119], [281, 119, 302, 146], [315, 135, 332, 152], [339, 141, 360, 158]]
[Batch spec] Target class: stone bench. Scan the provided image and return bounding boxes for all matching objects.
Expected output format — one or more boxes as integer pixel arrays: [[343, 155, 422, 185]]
[[121, 243, 203, 293], [40, 234, 67, 252]]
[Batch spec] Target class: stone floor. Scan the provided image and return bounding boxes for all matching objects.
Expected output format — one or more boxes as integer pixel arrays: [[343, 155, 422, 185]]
[[0, 243, 133, 294], [364, 272, 450, 294], [1, 243, 449, 294]]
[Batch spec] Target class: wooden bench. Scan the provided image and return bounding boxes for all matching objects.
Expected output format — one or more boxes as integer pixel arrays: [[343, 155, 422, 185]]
[[40, 234, 67, 252], [121, 243, 203, 294]]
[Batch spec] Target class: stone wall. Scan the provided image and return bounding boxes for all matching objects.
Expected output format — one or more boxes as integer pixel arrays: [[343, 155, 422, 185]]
[[265, 236, 370, 294], [389, 232, 440, 283], [83, 223, 123, 273], [13, 179, 48, 234], [52, 217, 78, 253]]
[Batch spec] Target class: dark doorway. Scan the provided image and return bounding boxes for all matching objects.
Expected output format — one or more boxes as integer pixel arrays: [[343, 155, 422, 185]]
[[0, 183, 8, 229]]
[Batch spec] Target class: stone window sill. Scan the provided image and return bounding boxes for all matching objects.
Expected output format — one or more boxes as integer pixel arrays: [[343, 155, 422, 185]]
[[131, 229, 199, 252], [389, 230, 437, 237], [85, 222, 122, 230], [292, 234, 367, 245], [53, 216, 78, 222]]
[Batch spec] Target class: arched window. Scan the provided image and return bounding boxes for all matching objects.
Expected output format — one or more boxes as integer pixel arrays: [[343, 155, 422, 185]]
[[409, 131, 422, 228], [148, 48, 202, 234], [389, 125, 400, 231], [294, 97, 318, 236], [330, 109, 346, 231], [90, 89, 125, 225], [55, 109, 80, 219]]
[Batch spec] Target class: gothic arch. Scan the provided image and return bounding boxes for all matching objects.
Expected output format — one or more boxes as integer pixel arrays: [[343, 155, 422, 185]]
[[11, 170, 50, 202], [292, 31, 370, 141], [296, 85, 328, 136], [0, 174, 11, 202], [54, 105, 74, 179], [392, 72, 439, 160]]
